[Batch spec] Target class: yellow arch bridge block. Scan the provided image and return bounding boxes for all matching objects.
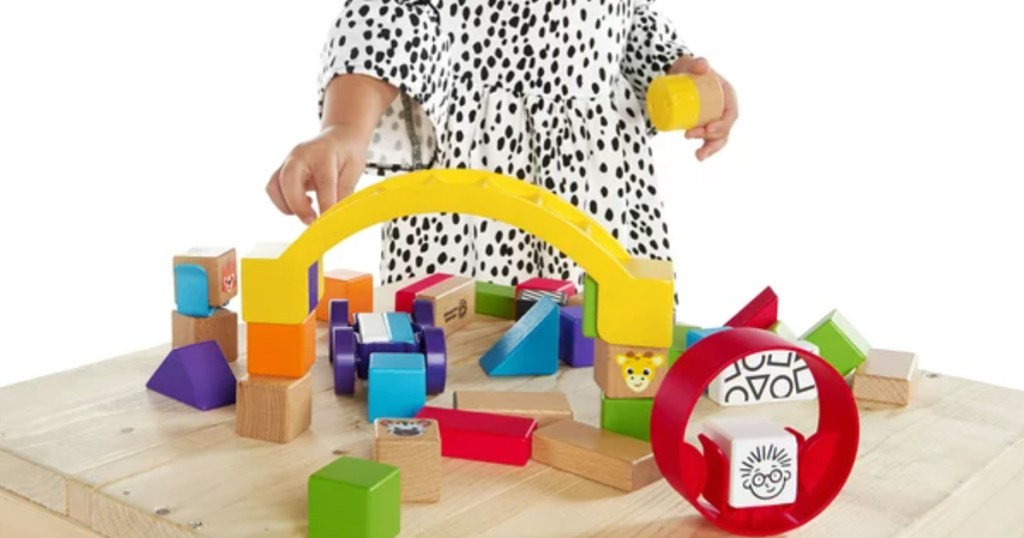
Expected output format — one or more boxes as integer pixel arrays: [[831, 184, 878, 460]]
[[242, 170, 673, 347]]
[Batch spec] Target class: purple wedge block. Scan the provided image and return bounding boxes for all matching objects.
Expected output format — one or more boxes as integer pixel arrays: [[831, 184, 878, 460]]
[[420, 326, 448, 394], [559, 306, 595, 367], [146, 341, 236, 410], [332, 327, 357, 395], [412, 298, 436, 328]]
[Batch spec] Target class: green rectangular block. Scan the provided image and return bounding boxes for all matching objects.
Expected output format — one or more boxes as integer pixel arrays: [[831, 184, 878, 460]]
[[600, 395, 653, 442], [667, 323, 701, 367], [308, 456, 400, 538], [475, 281, 515, 319], [801, 309, 870, 376], [582, 274, 598, 339]]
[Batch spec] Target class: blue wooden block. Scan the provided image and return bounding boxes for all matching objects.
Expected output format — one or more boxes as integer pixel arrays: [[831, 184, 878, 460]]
[[479, 297, 559, 376], [174, 264, 214, 318], [558, 306, 594, 368], [367, 353, 426, 422], [686, 327, 732, 349], [384, 313, 416, 345]]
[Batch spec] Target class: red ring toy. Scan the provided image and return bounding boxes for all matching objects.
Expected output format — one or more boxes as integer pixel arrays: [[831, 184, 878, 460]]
[[651, 328, 859, 536]]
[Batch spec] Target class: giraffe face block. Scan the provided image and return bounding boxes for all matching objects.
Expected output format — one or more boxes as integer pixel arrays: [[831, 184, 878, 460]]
[[593, 339, 668, 399]]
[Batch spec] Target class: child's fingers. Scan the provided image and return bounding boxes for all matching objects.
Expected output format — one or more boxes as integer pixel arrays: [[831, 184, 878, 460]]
[[697, 137, 729, 161], [670, 56, 710, 76], [337, 159, 363, 201], [311, 156, 340, 216], [684, 127, 706, 139], [278, 158, 317, 225], [265, 168, 292, 215]]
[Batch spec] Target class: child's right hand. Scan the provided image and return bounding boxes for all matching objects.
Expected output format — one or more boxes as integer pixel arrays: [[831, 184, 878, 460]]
[[266, 125, 369, 225]]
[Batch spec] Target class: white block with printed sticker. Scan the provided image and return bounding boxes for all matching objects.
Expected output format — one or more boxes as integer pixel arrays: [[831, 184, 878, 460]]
[[703, 416, 798, 508], [708, 349, 818, 406]]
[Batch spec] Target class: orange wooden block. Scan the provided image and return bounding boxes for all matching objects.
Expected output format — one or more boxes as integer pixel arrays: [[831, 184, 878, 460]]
[[314, 269, 374, 322], [246, 311, 316, 378]]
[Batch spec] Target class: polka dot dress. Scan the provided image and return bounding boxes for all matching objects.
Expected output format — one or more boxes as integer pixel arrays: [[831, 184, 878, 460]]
[[319, 0, 690, 286]]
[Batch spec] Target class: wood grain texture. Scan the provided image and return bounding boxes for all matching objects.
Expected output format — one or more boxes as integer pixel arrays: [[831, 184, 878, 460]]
[[236, 374, 313, 443], [417, 276, 476, 335], [374, 419, 442, 503], [0, 488, 103, 538], [1, 283, 1023, 537], [172, 309, 239, 362], [532, 420, 660, 492], [454, 390, 573, 427]]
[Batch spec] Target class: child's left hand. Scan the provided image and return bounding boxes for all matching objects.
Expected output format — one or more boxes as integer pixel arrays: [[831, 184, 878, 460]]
[[670, 56, 738, 161]]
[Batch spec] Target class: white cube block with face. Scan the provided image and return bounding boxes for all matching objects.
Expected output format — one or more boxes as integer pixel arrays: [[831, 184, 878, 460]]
[[702, 416, 798, 508]]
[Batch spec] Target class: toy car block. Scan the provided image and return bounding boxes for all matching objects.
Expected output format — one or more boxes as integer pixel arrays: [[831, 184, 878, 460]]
[[800, 309, 870, 376], [647, 72, 725, 132], [146, 341, 236, 411], [600, 395, 653, 441], [595, 257, 674, 348], [453, 390, 573, 427], [415, 275, 476, 335], [416, 406, 537, 466], [558, 306, 595, 368], [724, 286, 778, 330], [394, 273, 453, 314], [373, 418, 441, 503], [479, 296, 559, 376], [686, 326, 731, 349], [515, 288, 568, 320], [367, 353, 427, 422], [246, 310, 316, 378], [852, 349, 921, 406], [315, 269, 373, 323], [668, 323, 700, 368], [707, 349, 817, 406], [173, 247, 238, 312], [308, 456, 400, 538], [236, 373, 312, 443], [171, 307, 238, 362], [241, 242, 318, 325], [419, 326, 448, 395], [701, 416, 798, 509], [532, 420, 662, 492], [593, 338, 669, 399], [354, 313, 419, 379], [474, 281, 516, 319], [769, 320, 797, 342], [515, 277, 578, 298], [332, 327, 358, 395]]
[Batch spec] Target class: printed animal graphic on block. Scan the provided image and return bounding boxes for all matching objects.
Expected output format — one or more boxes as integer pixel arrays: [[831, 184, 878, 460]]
[[594, 338, 669, 399], [708, 349, 817, 406]]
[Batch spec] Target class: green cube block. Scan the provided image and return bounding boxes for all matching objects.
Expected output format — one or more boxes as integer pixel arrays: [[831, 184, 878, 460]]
[[600, 395, 654, 442], [667, 323, 701, 367], [801, 310, 870, 376], [308, 456, 400, 538], [475, 281, 515, 319], [582, 274, 598, 339]]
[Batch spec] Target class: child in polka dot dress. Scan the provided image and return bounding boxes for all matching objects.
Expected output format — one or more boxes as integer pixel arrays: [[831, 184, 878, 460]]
[[267, 0, 738, 287]]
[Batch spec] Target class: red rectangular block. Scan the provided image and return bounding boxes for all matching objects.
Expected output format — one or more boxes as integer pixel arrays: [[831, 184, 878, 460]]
[[395, 274, 453, 314], [416, 406, 537, 466], [724, 286, 779, 330], [515, 277, 577, 298]]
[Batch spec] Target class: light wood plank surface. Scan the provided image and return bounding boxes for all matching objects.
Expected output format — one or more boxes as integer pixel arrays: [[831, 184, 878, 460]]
[[1, 289, 1023, 537]]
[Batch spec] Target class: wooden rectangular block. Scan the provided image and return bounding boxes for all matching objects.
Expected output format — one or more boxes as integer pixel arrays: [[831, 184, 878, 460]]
[[475, 281, 515, 319], [532, 420, 661, 492], [515, 277, 578, 297], [416, 275, 476, 335], [416, 406, 537, 466], [395, 273, 452, 313], [315, 269, 373, 322], [600, 396, 652, 441], [373, 419, 441, 503], [725, 286, 778, 330], [171, 308, 238, 361], [246, 310, 316, 378], [702, 416, 798, 508], [593, 338, 668, 399], [853, 349, 920, 406], [173, 247, 238, 307], [454, 391, 573, 427], [236, 373, 312, 443]]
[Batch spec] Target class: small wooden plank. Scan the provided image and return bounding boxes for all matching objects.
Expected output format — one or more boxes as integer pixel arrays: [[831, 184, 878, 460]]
[[454, 390, 573, 427], [532, 420, 661, 492], [417, 275, 476, 335]]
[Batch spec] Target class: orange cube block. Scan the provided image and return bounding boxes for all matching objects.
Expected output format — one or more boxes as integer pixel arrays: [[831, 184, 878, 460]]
[[314, 269, 374, 323], [246, 311, 317, 378]]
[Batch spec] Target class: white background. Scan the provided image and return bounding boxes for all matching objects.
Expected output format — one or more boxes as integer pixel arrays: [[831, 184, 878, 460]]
[[1, 1, 1022, 390]]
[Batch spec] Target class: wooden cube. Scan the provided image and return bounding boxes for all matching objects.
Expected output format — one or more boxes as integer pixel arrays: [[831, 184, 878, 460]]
[[800, 309, 870, 376], [532, 420, 661, 492], [246, 311, 316, 378], [173, 247, 238, 307], [454, 391, 573, 427], [373, 418, 441, 503], [416, 275, 476, 335], [702, 416, 798, 509], [236, 374, 312, 443], [593, 338, 669, 399], [853, 349, 920, 406], [171, 308, 238, 362], [308, 456, 400, 538], [315, 269, 373, 322]]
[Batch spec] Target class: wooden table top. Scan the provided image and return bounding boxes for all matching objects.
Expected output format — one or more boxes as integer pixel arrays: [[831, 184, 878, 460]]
[[2, 293, 1023, 537]]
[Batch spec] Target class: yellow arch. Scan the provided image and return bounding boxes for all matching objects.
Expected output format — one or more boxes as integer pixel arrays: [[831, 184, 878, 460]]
[[242, 169, 673, 347]]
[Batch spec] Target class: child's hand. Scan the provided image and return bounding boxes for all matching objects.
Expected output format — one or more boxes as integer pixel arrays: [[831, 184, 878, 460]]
[[670, 56, 738, 161], [266, 125, 369, 225]]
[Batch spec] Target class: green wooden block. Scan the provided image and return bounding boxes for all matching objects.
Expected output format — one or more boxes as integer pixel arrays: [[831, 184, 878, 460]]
[[582, 274, 598, 339], [667, 323, 701, 367], [600, 395, 653, 442], [800, 309, 870, 376], [475, 281, 515, 319], [308, 456, 400, 538]]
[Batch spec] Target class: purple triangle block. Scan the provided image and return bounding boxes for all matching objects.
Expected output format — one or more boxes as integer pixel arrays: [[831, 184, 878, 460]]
[[146, 340, 237, 410]]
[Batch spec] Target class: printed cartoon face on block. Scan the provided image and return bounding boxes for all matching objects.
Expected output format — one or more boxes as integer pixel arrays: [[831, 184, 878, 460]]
[[379, 419, 433, 438], [740, 444, 794, 501], [616, 351, 666, 393], [702, 416, 798, 509], [174, 247, 238, 307], [594, 339, 669, 399]]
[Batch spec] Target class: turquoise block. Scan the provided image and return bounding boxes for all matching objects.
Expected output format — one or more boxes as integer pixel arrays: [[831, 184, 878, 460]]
[[174, 264, 214, 318], [384, 312, 416, 345], [686, 327, 731, 349], [368, 353, 426, 422], [479, 297, 559, 376]]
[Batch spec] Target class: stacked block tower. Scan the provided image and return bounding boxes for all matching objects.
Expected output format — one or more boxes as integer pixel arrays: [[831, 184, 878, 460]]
[[172, 248, 239, 361]]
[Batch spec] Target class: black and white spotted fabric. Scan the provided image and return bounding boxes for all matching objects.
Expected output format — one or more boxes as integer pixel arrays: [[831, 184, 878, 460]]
[[319, 0, 689, 286]]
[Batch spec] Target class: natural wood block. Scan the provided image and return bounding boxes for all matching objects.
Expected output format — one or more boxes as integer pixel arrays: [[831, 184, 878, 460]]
[[532, 420, 661, 492], [315, 269, 373, 322], [373, 419, 441, 503], [171, 308, 238, 362], [236, 374, 312, 443], [853, 349, 921, 406], [593, 338, 668, 399], [173, 247, 238, 307], [416, 275, 475, 335], [245, 311, 316, 378], [566, 292, 585, 308], [454, 391, 573, 427]]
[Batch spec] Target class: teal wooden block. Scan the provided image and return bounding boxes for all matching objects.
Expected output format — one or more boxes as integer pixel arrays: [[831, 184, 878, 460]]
[[686, 327, 731, 349], [479, 297, 559, 376], [308, 456, 400, 538], [600, 395, 654, 441], [174, 264, 214, 318], [368, 353, 426, 422], [384, 312, 416, 345], [800, 309, 870, 376]]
